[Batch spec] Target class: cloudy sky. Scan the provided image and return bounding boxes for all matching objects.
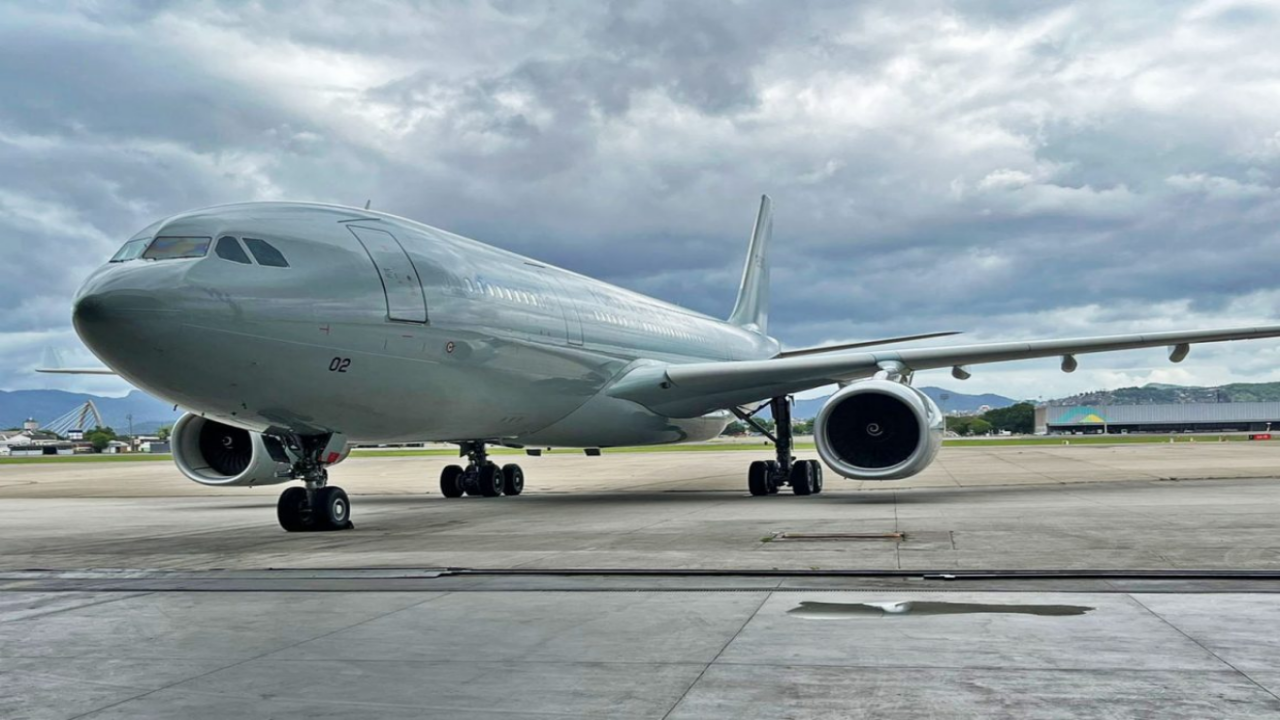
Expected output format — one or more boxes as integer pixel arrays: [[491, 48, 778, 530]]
[[3, 0, 1280, 401]]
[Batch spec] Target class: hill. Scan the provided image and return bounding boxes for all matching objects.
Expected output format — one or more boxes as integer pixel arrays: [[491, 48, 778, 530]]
[[0, 389, 181, 435], [1050, 382, 1280, 406]]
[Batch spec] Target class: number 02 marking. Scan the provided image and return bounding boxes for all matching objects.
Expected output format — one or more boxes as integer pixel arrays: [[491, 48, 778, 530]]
[[329, 357, 351, 373]]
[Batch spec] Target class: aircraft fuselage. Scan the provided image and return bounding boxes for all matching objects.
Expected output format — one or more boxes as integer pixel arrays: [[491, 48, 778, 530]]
[[74, 203, 777, 446]]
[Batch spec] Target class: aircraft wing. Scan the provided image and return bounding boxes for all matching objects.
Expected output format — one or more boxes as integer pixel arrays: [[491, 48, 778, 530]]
[[607, 324, 1280, 417], [775, 331, 961, 358]]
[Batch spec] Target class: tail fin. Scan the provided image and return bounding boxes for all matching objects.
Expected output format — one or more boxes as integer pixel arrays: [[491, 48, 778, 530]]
[[728, 194, 772, 334]]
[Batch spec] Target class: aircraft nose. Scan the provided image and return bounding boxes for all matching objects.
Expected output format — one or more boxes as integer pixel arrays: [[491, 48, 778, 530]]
[[71, 291, 111, 328], [71, 266, 184, 372]]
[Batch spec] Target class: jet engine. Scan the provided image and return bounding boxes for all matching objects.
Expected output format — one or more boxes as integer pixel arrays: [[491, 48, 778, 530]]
[[814, 380, 944, 480], [171, 413, 298, 487]]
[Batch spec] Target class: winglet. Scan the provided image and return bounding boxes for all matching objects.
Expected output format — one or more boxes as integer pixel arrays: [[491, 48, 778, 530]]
[[728, 195, 772, 335]]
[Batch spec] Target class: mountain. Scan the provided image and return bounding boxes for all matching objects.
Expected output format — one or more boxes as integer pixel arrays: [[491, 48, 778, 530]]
[[918, 387, 1021, 414], [1049, 382, 1280, 406], [0, 389, 182, 435]]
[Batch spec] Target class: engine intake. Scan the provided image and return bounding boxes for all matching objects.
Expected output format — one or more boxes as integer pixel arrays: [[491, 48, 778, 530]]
[[814, 380, 943, 480], [172, 413, 295, 487]]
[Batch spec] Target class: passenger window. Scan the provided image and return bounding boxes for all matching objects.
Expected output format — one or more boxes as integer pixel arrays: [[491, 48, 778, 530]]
[[243, 238, 289, 267], [215, 236, 252, 264], [142, 236, 211, 260]]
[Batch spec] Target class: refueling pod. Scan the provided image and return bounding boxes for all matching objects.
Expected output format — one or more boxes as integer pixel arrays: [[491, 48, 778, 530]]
[[814, 380, 944, 480]]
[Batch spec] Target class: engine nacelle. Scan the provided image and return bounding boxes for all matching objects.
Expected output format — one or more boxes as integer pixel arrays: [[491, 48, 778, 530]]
[[172, 413, 296, 487], [814, 380, 944, 480]]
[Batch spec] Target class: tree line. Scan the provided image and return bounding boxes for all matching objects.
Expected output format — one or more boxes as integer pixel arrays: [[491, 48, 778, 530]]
[[947, 402, 1035, 436]]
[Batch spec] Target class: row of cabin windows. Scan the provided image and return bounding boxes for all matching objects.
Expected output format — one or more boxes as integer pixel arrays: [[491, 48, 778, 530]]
[[461, 278, 547, 308], [592, 310, 696, 341], [458, 275, 696, 342]]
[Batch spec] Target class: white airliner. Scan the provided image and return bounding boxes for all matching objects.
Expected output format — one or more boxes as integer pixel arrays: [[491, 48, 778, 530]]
[[50, 196, 1280, 531]]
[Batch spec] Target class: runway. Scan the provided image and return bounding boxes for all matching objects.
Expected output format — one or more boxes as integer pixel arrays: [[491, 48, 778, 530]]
[[5, 444, 1280, 718]]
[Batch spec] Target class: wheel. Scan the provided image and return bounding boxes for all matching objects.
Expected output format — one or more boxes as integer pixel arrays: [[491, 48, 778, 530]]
[[790, 461, 813, 496], [477, 463, 503, 497], [502, 464, 524, 496], [748, 460, 770, 496], [314, 486, 352, 530], [440, 464, 465, 498], [765, 461, 780, 494], [277, 486, 310, 532], [812, 463, 824, 494]]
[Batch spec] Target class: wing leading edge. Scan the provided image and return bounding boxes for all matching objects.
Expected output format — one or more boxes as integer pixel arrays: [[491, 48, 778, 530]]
[[607, 324, 1280, 417]]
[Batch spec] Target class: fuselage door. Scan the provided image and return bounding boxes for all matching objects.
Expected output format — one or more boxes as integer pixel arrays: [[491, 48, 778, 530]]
[[539, 270, 585, 346], [348, 226, 428, 323]]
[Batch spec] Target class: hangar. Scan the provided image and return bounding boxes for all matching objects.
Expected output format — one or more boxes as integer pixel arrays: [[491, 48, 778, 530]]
[[1036, 402, 1280, 434]]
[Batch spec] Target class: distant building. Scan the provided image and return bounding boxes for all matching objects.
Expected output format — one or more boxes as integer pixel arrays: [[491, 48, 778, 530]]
[[1036, 402, 1280, 434], [0, 428, 64, 454], [3, 440, 74, 457]]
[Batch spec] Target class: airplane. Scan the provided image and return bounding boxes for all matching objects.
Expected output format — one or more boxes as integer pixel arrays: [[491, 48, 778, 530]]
[[51, 196, 1280, 531]]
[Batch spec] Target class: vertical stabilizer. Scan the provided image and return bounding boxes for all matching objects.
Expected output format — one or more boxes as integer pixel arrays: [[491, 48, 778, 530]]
[[728, 194, 772, 334]]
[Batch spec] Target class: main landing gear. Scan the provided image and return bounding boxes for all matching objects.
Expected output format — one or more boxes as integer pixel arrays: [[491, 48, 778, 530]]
[[736, 396, 824, 498], [277, 434, 354, 532], [439, 441, 525, 498]]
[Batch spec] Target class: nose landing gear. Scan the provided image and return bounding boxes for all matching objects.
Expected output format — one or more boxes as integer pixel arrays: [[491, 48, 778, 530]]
[[275, 433, 354, 532], [438, 441, 525, 498]]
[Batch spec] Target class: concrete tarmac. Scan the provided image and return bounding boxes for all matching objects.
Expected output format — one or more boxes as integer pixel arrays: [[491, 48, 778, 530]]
[[4, 444, 1280, 718], [2, 444, 1280, 570]]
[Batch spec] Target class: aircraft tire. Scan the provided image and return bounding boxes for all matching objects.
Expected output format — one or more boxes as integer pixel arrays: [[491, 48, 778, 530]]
[[478, 463, 503, 497], [502, 464, 524, 496], [315, 486, 352, 530], [748, 460, 770, 496], [812, 463, 824, 494], [765, 461, 781, 494], [277, 486, 311, 532], [440, 465, 465, 498], [790, 461, 814, 496]]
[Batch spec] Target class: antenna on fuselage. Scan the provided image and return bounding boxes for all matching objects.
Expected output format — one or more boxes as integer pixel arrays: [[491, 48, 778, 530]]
[[363, 199, 372, 210]]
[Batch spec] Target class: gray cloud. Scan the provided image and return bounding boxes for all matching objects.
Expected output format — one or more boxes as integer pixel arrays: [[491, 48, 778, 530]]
[[2, 0, 1280, 402]]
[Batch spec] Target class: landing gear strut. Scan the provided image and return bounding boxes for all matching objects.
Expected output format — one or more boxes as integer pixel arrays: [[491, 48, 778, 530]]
[[276, 434, 353, 532], [439, 441, 524, 498], [736, 396, 823, 497]]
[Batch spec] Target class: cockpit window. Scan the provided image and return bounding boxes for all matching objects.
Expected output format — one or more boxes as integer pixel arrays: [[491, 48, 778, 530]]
[[142, 236, 211, 260], [215, 236, 252, 264], [243, 237, 289, 268], [109, 238, 151, 263]]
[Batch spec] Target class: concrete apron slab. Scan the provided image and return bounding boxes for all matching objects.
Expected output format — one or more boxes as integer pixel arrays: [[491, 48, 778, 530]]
[[2, 586, 1279, 719]]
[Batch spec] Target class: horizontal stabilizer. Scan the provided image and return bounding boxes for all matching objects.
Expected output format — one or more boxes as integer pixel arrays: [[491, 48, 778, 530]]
[[36, 347, 115, 375]]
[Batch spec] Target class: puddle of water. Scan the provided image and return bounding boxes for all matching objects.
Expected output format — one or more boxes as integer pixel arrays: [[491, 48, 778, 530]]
[[787, 600, 1093, 619]]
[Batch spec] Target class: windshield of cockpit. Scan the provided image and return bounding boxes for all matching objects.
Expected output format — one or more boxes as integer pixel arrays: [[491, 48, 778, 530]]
[[109, 236, 211, 262]]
